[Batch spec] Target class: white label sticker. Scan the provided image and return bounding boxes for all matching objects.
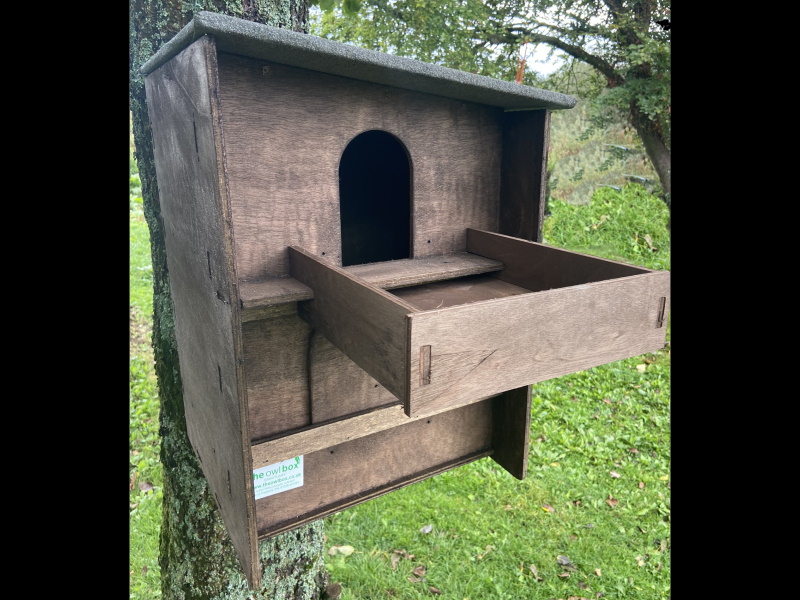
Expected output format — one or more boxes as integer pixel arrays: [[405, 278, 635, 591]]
[[253, 456, 304, 500]]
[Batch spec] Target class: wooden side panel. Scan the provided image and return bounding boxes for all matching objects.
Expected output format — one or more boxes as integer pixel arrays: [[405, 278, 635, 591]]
[[490, 386, 531, 480], [288, 246, 414, 402], [242, 308, 312, 441], [467, 228, 651, 291], [406, 270, 670, 416], [215, 53, 504, 279], [254, 400, 493, 537], [308, 331, 399, 423], [144, 37, 259, 587], [499, 110, 550, 242]]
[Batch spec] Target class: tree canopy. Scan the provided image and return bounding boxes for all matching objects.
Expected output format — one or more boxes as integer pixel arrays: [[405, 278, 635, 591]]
[[312, 0, 670, 203]]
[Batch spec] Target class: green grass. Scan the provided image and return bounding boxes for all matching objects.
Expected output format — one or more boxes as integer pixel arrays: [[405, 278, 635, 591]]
[[130, 175, 163, 599], [129, 169, 670, 599]]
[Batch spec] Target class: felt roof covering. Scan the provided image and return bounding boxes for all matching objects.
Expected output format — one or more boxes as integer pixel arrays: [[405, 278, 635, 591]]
[[141, 11, 577, 111]]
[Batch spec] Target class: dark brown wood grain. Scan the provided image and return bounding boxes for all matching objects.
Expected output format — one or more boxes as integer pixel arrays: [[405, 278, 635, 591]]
[[238, 252, 504, 319], [391, 273, 530, 310], [308, 331, 399, 423], [466, 228, 651, 290], [288, 245, 416, 401], [215, 53, 504, 279], [405, 268, 670, 416], [145, 36, 259, 588], [253, 400, 494, 538], [250, 392, 496, 469], [241, 309, 313, 441], [490, 386, 532, 480], [499, 110, 550, 242]]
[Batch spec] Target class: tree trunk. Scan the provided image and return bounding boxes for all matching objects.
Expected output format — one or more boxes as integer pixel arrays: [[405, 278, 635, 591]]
[[129, 2, 334, 598], [630, 101, 671, 207]]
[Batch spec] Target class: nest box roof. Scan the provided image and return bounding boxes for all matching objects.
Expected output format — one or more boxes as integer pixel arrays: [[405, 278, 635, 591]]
[[141, 11, 577, 111]]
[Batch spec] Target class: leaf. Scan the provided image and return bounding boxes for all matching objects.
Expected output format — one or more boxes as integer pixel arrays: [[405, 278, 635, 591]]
[[557, 555, 577, 571], [393, 549, 414, 561], [605, 496, 619, 507], [558, 572, 571, 578], [420, 524, 433, 534], [636, 364, 647, 373], [429, 586, 442, 594], [636, 555, 646, 567], [542, 504, 555, 513], [578, 581, 589, 589], [638, 482, 645, 489], [609, 471, 621, 478], [139, 481, 154, 492], [594, 568, 602, 577], [325, 583, 342, 599], [391, 554, 401, 570], [412, 565, 427, 577], [407, 576, 422, 583], [328, 545, 355, 556]]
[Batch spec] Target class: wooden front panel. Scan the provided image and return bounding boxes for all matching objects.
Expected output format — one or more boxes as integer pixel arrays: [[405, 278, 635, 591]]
[[405, 270, 669, 416], [288, 246, 415, 401], [215, 53, 504, 279], [254, 400, 493, 538], [145, 37, 259, 588]]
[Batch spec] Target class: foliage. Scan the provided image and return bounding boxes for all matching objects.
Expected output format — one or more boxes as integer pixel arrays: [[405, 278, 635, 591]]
[[312, 0, 671, 197], [542, 182, 670, 270], [312, 0, 534, 81], [547, 97, 660, 206]]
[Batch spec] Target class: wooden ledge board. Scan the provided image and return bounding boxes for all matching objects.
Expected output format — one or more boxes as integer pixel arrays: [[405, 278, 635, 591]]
[[239, 252, 503, 320], [250, 392, 497, 470]]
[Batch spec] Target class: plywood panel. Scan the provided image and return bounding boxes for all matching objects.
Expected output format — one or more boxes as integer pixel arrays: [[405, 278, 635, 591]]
[[308, 331, 399, 423], [145, 36, 259, 588], [254, 400, 493, 537], [490, 386, 531, 480], [499, 110, 550, 242], [406, 270, 670, 416], [467, 229, 649, 291], [242, 310, 312, 441], [288, 246, 415, 400], [215, 53, 504, 279], [392, 274, 530, 310]]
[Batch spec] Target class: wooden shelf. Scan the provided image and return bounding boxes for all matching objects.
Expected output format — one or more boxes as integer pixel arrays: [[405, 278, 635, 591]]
[[288, 229, 670, 418], [239, 252, 503, 321]]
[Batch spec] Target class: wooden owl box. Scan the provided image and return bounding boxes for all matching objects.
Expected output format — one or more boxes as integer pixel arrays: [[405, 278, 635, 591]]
[[141, 12, 669, 587]]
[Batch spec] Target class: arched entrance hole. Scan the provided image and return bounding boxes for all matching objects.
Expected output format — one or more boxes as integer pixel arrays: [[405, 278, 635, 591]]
[[339, 130, 412, 266]]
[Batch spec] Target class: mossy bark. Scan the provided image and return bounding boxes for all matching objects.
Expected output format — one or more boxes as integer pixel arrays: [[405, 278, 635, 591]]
[[129, 2, 332, 598]]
